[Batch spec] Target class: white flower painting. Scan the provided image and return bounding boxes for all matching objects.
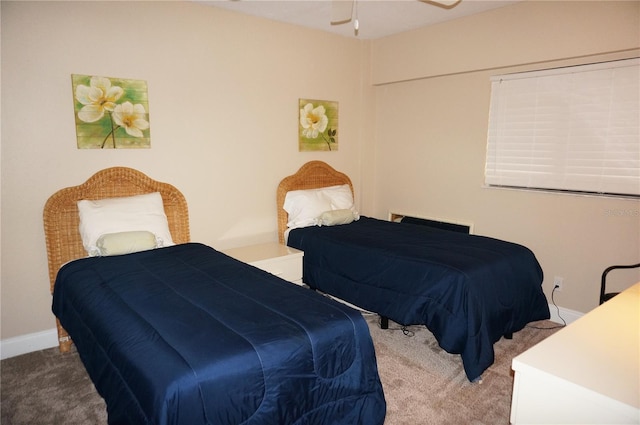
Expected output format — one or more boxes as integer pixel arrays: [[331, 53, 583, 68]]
[[72, 74, 150, 149], [299, 99, 338, 151]]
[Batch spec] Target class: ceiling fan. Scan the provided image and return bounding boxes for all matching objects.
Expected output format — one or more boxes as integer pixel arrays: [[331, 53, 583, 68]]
[[331, 0, 462, 32]]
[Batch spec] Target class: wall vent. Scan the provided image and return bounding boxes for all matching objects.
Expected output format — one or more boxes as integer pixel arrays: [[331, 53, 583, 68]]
[[389, 212, 473, 234]]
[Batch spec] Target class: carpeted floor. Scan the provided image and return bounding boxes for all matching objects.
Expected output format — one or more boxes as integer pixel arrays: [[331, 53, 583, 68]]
[[1, 344, 107, 424], [1, 315, 559, 424], [365, 315, 560, 424]]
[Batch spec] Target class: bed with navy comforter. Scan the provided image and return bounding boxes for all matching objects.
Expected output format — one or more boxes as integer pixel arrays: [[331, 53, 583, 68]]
[[287, 217, 550, 382], [52, 242, 386, 425]]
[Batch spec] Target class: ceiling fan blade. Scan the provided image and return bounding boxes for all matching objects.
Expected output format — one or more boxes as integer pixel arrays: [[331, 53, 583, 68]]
[[331, 0, 354, 25], [419, 0, 462, 9]]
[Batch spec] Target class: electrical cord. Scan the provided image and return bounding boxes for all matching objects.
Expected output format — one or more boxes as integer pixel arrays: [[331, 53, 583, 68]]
[[527, 284, 566, 330], [376, 316, 416, 337]]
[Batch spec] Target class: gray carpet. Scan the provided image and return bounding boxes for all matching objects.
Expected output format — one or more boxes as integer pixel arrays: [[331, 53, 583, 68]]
[[365, 315, 560, 424], [1, 315, 559, 424], [1, 344, 107, 424]]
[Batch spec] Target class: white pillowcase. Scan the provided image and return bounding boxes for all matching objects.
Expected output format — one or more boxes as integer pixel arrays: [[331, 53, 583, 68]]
[[77, 192, 174, 256], [321, 184, 355, 210], [96, 231, 158, 256], [283, 184, 356, 229]]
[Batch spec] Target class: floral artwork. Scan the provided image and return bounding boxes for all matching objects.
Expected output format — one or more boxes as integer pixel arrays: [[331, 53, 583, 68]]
[[71, 74, 150, 149], [299, 99, 338, 151]]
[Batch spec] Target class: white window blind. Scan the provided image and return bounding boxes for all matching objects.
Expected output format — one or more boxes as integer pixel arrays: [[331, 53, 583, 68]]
[[485, 58, 640, 197]]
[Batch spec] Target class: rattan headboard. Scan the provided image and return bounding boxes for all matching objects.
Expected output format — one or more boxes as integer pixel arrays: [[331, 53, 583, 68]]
[[43, 167, 190, 351], [276, 161, 354, 244]]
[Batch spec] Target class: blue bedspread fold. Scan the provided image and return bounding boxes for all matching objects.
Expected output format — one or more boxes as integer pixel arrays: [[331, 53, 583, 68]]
[[287, 217, 550, 381], [52, 243, 386, 425]]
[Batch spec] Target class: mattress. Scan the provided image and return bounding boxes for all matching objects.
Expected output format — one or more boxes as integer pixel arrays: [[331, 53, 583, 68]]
[[52, 242, 386, 425], [287, 217, 550, 381]]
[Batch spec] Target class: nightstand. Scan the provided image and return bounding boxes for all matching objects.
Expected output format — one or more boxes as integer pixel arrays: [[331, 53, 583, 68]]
[[222, 242, 304, 285]]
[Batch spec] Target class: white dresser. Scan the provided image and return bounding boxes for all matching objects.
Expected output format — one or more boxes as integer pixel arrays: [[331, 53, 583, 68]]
[[222, 242, 304, 285], [510, 282, 640, 424]]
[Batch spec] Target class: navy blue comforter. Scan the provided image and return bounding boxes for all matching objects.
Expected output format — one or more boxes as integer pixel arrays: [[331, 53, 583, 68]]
[[52, 243, 386, 425], [287, 217, 550, 381]]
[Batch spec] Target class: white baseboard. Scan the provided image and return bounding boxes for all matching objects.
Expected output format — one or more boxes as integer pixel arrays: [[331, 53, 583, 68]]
[[549, 303, 583, 326], [0, 328, 59, 360], [0, 304, 583, 361]]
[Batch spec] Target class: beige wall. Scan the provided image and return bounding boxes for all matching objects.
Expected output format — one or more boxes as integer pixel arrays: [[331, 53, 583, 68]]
[[370, 1, 640, 314], [0, 1, 369, 340], [1, 0, 639, 346]]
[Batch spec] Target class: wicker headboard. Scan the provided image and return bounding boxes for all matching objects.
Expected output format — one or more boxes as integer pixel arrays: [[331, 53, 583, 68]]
[[43, 167, 190, 351], [276, 161, 354, 244]]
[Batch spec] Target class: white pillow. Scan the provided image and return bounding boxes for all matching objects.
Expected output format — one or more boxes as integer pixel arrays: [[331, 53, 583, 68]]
[[315, 209, 359, 226], [321, 184, 355, 210], [96, 231, 158, 256], [284, 184, 355, 229], [78, 192, 174, 256], [283, 188, 333, 229]]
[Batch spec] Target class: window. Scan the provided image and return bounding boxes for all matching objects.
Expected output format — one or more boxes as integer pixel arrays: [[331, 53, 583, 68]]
[[485, 58, 640, 197]]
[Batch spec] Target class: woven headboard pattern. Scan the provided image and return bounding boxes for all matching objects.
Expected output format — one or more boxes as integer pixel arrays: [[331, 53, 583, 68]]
[[276, 161, 353, 243], [43, 167, 190, 351]]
